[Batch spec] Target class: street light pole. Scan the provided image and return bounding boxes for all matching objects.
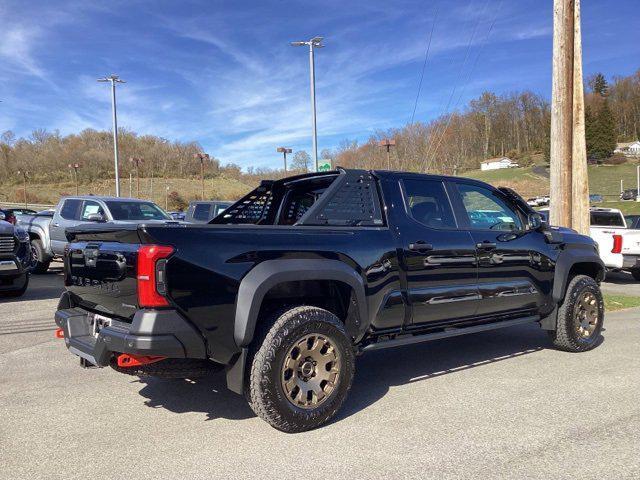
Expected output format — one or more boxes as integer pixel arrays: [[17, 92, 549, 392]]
[[277, 147, 292, 172], [378, 139, 396, 170], [129, 157, 143, 198], [98, 74, 125, 197], [17, 170, 28, 208], [68, 163, 81, 195], [291, 37, 324, 172], [194, 153, 209, 200]]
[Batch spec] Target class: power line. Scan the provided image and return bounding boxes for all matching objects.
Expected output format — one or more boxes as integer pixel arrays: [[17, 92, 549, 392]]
[[409, 5, 439, 125], [422, 0, 491, 170], [425, 0, 503, 171]]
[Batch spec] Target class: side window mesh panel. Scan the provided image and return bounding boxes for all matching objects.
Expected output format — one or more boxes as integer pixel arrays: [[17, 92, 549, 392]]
[[218, 183, 273, 223], [302, 173, 384, 226]]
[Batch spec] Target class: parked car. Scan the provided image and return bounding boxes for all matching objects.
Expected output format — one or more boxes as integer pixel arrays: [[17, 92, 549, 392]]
[[526, 196, 549, 207], [0, 216, 32, 297], [620, 189, 638, 201], [17, 196, 177, 273], [55, 169, 605, 432], [6, 207, 38, 216], [184, 200, 233, 223], [0, 209, 17, 225], [169, 211, 185, 221], [589, 194, 604, 204], [540, 206, 640, 280]]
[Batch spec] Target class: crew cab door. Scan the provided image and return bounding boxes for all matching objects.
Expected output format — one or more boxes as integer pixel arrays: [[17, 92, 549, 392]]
[[449, 181, 555, 318], [393, 176, 479, 326], [50, 199, 82, 255]]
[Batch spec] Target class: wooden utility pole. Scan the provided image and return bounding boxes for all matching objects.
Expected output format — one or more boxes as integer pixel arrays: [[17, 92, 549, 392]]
[[549, 0, 589, 234]]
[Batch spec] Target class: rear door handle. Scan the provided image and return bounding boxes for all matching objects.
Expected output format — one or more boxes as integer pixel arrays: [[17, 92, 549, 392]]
[[476, 241, 497, 250], [52, 223, 60, 228], [409, 241, 433, 252]]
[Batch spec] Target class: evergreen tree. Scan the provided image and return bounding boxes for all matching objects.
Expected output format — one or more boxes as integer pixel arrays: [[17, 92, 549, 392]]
[[589, 73, 608, 96], [587, 102, 616, 159]]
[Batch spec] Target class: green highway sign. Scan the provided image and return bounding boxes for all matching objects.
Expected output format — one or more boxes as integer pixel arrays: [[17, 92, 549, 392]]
[[317, 160, 332, 172]]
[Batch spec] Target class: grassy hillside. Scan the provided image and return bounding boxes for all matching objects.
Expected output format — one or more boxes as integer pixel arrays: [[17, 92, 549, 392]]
[[465, 161, 640, 214], [0, 175, 255, 210]]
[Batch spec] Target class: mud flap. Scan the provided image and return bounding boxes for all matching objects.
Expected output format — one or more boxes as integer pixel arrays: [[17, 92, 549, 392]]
[[226, 348, 247, 395]]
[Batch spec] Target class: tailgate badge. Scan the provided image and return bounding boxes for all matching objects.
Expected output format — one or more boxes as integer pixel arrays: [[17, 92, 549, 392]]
[[84, 248, 98, 267]]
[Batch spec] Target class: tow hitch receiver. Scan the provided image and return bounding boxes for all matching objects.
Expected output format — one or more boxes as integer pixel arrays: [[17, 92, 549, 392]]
[[116, 353, 167, 368]]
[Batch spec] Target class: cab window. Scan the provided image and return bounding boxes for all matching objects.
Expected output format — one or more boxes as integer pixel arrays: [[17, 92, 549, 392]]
[[59, 199, 82, 220], [80, 201, 104, 220], [402, 178, 456, 229]]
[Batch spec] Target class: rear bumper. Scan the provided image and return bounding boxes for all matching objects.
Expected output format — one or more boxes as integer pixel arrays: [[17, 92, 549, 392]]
[[54, 300, 207, 367], [0, 254, 29, 291]]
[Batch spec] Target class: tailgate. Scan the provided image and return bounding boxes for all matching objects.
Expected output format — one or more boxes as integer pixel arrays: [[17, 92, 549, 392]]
[[65, 241, 140, 321], [621, 231, 640, 254]]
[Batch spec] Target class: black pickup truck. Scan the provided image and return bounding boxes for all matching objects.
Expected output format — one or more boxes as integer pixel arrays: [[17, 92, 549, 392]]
[[55, 169, 605, 432], [0, 218, 32, 297]]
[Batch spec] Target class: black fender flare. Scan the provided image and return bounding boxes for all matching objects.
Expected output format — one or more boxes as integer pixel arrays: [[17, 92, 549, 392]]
[[233, 259, 367, 347], [552, 249, 605, 304]]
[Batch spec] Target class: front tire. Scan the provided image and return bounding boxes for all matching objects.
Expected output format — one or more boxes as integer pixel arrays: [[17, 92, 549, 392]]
[[548, 275, 604, 352], [247, 306, 355, 433]]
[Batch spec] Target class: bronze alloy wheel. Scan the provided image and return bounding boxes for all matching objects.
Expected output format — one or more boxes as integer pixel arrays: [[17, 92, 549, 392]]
[[575, 291, 599, 338], [281, 333, 341, 409]]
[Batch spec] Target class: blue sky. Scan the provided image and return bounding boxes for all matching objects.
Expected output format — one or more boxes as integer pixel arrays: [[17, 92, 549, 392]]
[[1, 0, 638, 169]]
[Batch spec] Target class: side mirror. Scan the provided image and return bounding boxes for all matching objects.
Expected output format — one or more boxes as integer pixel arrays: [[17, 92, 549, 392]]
[[528, 212, 544, 231], [0, 212, 5, 221], [86, 213, 105, 222]]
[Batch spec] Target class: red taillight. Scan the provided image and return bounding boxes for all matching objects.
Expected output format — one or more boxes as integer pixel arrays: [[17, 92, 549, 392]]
[[611, 234, 623, 254], [137, 245, 174, 307]]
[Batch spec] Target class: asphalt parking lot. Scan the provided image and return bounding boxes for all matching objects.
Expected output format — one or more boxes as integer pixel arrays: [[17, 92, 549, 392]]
[[1, 268, 639, 479]]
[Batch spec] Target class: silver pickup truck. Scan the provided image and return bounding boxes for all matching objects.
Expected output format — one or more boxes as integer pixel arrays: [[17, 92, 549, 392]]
[[17, 196, 177, 273]]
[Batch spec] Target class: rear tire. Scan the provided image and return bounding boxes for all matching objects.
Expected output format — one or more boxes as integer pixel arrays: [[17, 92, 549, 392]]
[[30, 239, 51, 274], [247, 306, 355, 433], [548, 275, 604, 352], [630, 269, 640, 281]]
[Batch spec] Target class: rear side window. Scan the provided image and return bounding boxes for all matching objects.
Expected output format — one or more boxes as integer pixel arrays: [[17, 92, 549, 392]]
[[402, 178, 456, 229], [193, 204, 212, 221], [60, 199, 82, 220], [591, 211, 624, 227]]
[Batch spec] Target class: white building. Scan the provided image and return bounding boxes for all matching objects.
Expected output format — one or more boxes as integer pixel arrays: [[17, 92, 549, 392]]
[[480, 157, 519, 171], [614, 141, 640, 157]]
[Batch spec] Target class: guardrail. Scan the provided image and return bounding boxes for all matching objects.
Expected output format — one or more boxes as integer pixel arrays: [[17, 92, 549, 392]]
[[0, 201, 55, 210]]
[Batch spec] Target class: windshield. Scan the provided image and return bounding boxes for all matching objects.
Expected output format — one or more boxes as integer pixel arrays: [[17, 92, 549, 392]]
[[105, 201, 171, 221]]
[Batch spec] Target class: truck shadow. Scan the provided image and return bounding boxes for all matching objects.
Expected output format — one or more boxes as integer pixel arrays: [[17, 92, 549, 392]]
[[335, 324, 551, 423], [134, 324, 567, 425], [0, 266, 65, 303]]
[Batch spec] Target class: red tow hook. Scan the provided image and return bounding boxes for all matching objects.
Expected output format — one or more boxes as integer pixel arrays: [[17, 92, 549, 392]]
[[55, 328, 65, 339], [116, 353, 166, 368]]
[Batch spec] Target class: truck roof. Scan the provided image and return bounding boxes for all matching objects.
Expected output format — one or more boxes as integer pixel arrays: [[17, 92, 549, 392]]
[[59, 196, 153, 203]]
